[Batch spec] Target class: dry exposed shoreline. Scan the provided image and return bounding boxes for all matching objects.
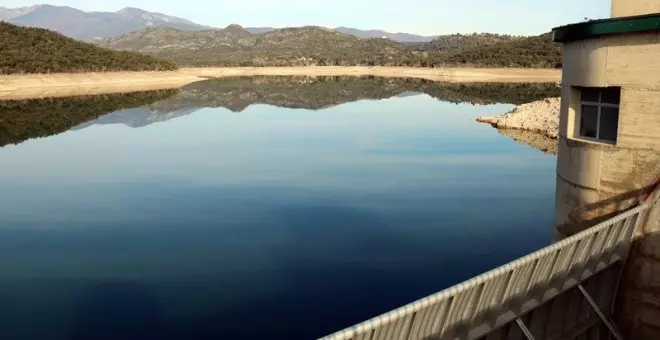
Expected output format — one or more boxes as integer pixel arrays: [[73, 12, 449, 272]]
[[0, 66, 560, 100], [476, 97, 561, 138]]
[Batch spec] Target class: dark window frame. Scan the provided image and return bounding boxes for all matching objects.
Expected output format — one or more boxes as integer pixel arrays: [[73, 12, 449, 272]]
[[578, 87, 621, 144]]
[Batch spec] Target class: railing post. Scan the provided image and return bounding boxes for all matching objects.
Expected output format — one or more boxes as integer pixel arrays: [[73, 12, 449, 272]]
[[515, 318, 536, 340], [577, 284, 624, 340]]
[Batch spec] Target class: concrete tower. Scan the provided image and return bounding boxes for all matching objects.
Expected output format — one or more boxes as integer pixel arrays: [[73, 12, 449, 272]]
[[552, 1, 660, 338]]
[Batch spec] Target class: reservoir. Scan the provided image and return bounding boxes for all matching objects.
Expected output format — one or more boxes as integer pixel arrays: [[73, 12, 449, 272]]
[[0, 77, 558, 339]]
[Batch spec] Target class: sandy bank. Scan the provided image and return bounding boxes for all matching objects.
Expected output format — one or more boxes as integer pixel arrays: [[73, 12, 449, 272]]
[[0, 67, 560, 100], [476, 97, 561, 138]]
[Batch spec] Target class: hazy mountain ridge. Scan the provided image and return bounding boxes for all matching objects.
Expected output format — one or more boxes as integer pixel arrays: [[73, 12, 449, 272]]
[[334, 27, 438, 42], [3, 4, 210, 40], [245, 26, 438, 42], [1, 5, 444, 42], [245, 27, 278, 34], [2, 4, 562, 69], [0, 5, 42, 20]]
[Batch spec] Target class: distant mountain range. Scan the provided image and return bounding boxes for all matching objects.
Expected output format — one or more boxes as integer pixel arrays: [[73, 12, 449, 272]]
[[95, 25, 410, 67], [94, 24, 561, 68], [244, 27, 438, 42], [0, 5, 210, 40], [1, 4, 562, 70], [0, 5, 41, 20], [1, 4, 438, 42], [334, 27, 438, 42], [244, 27, 278, 35]]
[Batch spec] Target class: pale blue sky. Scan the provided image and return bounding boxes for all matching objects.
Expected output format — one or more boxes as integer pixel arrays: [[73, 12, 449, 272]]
[[2, 0, 611, 35]]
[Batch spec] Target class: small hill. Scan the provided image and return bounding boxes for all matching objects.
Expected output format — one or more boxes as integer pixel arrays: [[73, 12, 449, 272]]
[[418, 33, 520, 53], [3, 4, 209, 40], [97, 25, 255, 52], [0, 22, 178, 74], [438, 33, 562, 68], [97, 26, 411, 67]]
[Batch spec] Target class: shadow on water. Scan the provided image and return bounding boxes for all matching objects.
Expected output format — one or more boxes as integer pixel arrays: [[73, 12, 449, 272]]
[[197, 204, 525, 339], [21, 202, 532, 340], [71, 282, 164, 340]]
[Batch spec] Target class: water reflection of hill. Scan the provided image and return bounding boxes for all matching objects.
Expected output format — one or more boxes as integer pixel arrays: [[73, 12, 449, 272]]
[[0, 90, 178, 147], [497, 129, 558, 155], [72, 107, 201, 129], [0, 76, 560, 148], [149, 76, 559, 113]]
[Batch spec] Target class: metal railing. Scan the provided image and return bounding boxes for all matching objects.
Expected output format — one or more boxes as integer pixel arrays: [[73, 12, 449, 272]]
[[320, 198, 657, 340]]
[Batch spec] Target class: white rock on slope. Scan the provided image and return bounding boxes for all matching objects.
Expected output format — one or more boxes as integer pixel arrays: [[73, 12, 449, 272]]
[[476, 97, 561, 138]]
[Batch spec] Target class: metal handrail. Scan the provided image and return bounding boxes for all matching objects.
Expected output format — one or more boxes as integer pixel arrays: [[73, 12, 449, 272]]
[[320, 197, 657, 340]]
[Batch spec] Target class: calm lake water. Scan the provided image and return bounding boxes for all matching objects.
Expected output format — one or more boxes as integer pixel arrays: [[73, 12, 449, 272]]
[[0, 77, 558, 340]]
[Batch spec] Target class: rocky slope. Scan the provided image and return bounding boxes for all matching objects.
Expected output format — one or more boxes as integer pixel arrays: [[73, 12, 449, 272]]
[[476, 97, 561, 138]]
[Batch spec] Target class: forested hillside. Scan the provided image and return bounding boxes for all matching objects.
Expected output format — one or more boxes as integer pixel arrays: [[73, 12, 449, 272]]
[[0, 22, 178, 74], [432, 33, 562, 68], [417, 33, 520, 53], [98, 26, 562, 69], [1, 19, 562, 73], [98, 25, 410, 67]]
